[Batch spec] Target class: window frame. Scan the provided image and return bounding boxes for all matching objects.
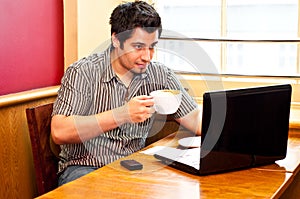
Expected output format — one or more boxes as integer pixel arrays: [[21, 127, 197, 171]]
[[154, 0, 300, 77], [153, 0, 300, 128]]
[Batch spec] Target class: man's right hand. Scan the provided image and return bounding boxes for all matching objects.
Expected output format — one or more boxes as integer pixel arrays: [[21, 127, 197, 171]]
[[114, 95, 155, 124]]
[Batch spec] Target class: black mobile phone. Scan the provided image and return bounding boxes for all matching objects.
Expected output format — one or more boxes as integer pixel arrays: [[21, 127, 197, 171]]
[[120, 159, 143, 171]]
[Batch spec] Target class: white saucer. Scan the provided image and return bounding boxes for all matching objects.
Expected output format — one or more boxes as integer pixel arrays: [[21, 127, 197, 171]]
[[178, 136, 201, 148]]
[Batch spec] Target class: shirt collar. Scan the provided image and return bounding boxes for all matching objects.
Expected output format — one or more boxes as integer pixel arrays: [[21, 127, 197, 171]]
[[101, 46, 117, 83]]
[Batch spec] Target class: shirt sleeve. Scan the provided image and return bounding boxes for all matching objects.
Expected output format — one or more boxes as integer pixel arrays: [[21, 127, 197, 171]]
[[52, 61, 92, 116]]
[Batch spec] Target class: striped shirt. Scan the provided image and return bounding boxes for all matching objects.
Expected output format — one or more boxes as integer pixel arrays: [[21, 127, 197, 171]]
[[53, 46, 198, 173]]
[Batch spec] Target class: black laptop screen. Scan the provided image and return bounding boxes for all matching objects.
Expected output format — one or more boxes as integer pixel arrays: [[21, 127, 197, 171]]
[[200, 84, 291, 174]]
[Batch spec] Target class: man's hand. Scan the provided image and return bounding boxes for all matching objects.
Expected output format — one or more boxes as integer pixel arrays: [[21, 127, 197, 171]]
[[114, 95, 155, 124]]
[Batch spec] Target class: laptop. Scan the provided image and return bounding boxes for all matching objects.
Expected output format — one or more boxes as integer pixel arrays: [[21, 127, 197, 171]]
[[154, 84, 292, 175]]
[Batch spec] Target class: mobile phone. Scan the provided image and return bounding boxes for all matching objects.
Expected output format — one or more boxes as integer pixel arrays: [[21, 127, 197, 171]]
[[120, 159, 143, 171]]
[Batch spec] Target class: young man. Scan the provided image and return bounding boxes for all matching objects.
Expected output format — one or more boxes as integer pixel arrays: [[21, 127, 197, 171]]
[[51, 1, 201, 185]]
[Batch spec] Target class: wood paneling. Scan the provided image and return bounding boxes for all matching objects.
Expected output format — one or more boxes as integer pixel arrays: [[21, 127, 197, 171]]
[[0, 96, 56, 199]]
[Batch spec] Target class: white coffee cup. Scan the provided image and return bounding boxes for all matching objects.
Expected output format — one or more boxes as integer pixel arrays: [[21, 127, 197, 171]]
[[150, 90, 182, 114]]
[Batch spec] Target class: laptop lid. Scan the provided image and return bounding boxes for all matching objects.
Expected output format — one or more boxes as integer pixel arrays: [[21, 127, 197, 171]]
[[199, 84, 292, 175], [154, 84, 291, 175]]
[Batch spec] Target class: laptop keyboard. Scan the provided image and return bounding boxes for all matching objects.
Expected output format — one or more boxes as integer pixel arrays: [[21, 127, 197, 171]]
[[155, 147, 200, 170]]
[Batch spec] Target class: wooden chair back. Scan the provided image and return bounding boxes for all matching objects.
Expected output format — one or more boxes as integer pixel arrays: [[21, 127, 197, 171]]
[[26, 103, 60, 196]]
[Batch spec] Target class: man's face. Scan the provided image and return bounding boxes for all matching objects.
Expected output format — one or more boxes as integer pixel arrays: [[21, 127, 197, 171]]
[[112, 27, 159, 75]]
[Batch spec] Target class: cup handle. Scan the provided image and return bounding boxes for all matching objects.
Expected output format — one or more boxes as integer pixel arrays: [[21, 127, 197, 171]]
[[152, 104, 158, 112]]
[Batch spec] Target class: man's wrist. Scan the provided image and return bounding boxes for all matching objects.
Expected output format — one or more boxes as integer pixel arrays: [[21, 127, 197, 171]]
[[112, 104, 131, 126]]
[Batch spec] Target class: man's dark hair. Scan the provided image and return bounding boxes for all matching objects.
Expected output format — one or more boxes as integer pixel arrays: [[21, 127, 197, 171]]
[[109, 1, 162, 48]]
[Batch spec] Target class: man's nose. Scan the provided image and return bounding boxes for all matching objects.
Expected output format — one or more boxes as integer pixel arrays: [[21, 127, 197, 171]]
[[141, 48, 151, 62]]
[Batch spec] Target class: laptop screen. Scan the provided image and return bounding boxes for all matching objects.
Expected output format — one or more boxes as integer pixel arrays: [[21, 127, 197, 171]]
[[199, 84, 292, 174]]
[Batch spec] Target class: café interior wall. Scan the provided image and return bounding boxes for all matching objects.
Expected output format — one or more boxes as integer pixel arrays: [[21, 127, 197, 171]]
[[76, 0, 157, 59], [0, 94, 57, 199], [77, 0, 123, 59], [0, 0, 64, 96], [0, 1, 123, 198], [0, 0, 64, 198]]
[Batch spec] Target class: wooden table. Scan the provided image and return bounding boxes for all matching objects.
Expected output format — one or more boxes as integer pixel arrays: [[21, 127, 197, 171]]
[[36, 130, 300, 199]]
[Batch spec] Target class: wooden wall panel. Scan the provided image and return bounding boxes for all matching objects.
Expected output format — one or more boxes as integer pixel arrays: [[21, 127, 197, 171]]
[[0, 96, 56, 199]]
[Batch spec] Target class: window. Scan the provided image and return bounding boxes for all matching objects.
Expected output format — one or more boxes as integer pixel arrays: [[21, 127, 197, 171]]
[[154, 0, 300, 77]]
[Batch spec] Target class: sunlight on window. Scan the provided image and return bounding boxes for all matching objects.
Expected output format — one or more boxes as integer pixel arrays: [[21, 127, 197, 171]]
[[155, 40, 220, 73], [157, 0, 221, 38], [226, 43, 297, 76], [156, 0, 300, 76]]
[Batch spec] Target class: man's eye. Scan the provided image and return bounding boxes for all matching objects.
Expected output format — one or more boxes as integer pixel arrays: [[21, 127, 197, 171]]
[[150, 45, 156, 50], [134, 45, 143, 49]]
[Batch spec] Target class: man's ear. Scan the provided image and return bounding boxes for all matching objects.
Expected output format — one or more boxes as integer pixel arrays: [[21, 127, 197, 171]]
[[111, 33, 120, 48]]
